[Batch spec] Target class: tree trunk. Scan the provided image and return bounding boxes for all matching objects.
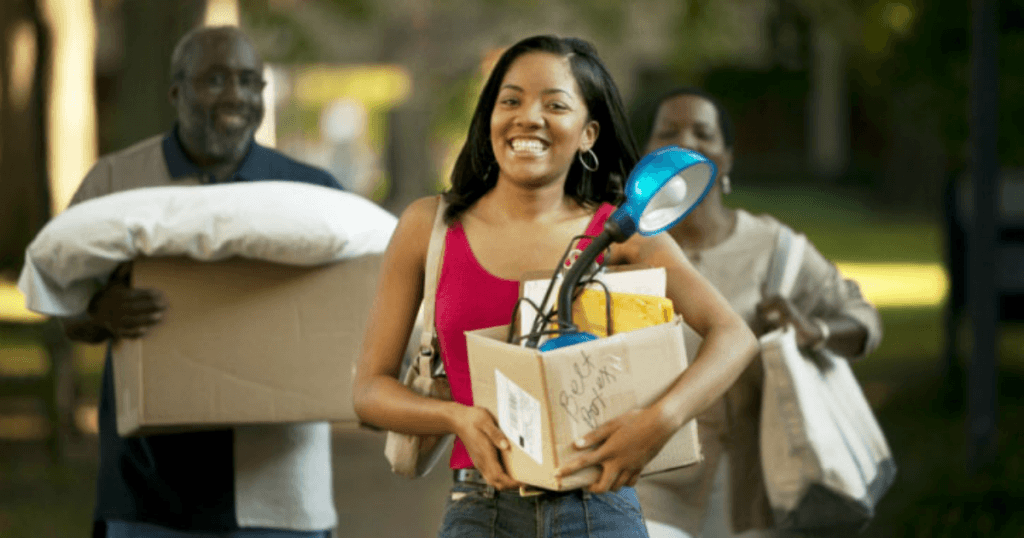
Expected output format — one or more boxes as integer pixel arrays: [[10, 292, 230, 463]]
[[0, 0, 52, 275], [97, 0, 206, 155]]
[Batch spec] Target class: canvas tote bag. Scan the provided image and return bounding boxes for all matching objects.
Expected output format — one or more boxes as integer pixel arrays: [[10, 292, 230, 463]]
[[383, 197, 454, 478], [759, 225, 897, 534]]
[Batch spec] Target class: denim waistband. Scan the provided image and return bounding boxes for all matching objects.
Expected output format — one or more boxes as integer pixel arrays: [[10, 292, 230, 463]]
[[453, 468, 579, 498]]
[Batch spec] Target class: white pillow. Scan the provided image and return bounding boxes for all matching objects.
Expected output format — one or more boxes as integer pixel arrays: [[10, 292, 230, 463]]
[[18, 181, 398, 316]]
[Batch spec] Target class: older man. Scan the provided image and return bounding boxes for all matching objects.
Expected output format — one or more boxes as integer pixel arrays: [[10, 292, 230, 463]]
[[63, 26, 342, 538]]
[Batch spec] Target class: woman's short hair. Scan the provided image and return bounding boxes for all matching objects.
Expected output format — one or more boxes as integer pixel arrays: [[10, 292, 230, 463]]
[[638, 87, 735, 151], [444, 35, 638, 221]]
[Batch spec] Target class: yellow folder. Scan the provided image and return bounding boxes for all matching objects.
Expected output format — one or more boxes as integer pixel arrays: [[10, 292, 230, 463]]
[[568, 288, 675, 337]]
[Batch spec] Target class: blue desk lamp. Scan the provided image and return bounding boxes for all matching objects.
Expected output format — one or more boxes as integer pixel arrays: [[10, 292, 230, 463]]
[[538, 146, 717, 351]]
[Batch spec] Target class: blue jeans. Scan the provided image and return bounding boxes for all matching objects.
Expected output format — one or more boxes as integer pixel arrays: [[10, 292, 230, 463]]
[[105, 520, 331, 538], [439, 482, 650, 538]]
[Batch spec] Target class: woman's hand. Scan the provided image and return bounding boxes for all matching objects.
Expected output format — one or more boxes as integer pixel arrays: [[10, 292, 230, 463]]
[[755, 294, 823, 349], [554, 406, 676, 493], [452, 405, 522, 490]]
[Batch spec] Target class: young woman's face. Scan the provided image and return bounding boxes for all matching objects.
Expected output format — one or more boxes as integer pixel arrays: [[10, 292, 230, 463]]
[[490, 52, 598, 188], [646, 94, 732, 182]]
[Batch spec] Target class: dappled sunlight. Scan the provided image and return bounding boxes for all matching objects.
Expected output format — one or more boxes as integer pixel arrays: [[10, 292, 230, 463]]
[[0, 404, 98, 441], [1, 264, 949, 320], [837, 262, 947, 308], [0, 345, 45, 376], [254, 65, 277, 147], [273, 64, 412, 197], [39, 0, 97, 214], [8, 20, 38, 111], [0, 412, 49, 441], [0, 281, 43, 323], [204, 0, 240, 26]]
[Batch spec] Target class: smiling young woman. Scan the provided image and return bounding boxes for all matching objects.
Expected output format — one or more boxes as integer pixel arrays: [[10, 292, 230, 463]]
[[488, 51, 598, 190], [353, 37, 758, 538]]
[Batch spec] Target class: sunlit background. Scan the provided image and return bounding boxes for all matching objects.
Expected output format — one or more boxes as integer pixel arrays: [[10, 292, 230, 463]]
[[1, 0, 1021, 537]]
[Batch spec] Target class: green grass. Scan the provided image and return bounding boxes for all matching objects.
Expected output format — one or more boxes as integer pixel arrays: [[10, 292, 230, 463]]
[[861, 369, 1024, 538], [0, 449, 97, 538], [727, 186, 944, 264]]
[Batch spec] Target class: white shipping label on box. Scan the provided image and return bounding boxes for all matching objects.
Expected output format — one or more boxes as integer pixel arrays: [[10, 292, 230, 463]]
[[495, 369, 544, 465]]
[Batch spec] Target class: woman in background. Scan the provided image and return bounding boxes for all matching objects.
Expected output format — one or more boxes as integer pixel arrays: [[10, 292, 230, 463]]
[[353, 38, 757, 538], [632, 87, 883, 538]]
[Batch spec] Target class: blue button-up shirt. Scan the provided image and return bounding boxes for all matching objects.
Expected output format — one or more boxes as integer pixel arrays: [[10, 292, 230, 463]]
[[161, 127, 343, 189]]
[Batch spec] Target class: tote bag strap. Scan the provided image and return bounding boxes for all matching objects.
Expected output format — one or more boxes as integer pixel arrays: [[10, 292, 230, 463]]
[[765, 224, 807, 299], [419, 195, 448, 374]]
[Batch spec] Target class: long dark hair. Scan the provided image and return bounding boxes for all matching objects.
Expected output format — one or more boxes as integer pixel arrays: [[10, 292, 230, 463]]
[[444, 35, 638, 222]]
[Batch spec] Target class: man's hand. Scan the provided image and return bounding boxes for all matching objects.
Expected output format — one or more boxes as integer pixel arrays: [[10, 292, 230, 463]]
[[61, 264, 168, 343], [87, 282, 167, 339]]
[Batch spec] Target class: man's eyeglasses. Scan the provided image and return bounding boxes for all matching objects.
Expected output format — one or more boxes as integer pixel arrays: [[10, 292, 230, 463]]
[[187, 68, 266, 95]]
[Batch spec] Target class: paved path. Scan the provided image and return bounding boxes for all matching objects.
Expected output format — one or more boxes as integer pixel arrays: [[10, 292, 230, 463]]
[[0, 426, 454, 538], [329, 428, 451, 538]]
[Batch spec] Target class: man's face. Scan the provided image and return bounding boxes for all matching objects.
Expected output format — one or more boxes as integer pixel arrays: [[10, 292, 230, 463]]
[[170, 32, 265, 166]]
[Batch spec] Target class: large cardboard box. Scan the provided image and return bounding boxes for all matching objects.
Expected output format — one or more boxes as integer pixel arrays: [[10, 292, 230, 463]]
[[113, 255, 381, 436], [466, 317, 702, 491]]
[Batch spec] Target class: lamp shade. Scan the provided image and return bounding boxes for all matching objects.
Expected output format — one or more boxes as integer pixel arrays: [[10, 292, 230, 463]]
[[534, 146, 717, 351], [620, 146, 716, 236]]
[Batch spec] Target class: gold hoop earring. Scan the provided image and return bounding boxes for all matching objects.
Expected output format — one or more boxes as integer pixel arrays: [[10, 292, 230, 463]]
[[578, 148, 599, 172]]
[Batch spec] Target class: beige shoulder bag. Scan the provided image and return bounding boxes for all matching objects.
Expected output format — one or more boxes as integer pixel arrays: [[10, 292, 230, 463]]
[[383, 196, 454, 478]]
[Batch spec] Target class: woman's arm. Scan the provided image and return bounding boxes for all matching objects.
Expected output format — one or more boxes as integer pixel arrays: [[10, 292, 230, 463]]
[[352, 196, 518, 488], [556, 232, 758, 492]]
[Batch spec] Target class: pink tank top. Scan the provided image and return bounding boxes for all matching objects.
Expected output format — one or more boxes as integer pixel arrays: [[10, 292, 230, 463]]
[[436, 203, 615, 469]]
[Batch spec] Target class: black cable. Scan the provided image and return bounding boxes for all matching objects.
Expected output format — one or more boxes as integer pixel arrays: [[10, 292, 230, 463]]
[[524, 234, 596, 348], [507, 296, 544, 344], [520, 236, 616, 348]]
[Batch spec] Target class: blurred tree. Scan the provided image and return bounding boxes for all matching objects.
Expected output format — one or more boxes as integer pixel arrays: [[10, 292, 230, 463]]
[[0, 0, 51, 275], [645, 0, 1024, 213], [240, 0, 663, 213], [238, 0, 1024, 215], [96, 0, 206, 155], [845, 0, 970, 211]]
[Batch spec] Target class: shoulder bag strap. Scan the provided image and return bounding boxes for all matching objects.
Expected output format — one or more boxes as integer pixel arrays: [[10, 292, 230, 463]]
[[419, 195, 448, 375], [765, 224, 807, 299]]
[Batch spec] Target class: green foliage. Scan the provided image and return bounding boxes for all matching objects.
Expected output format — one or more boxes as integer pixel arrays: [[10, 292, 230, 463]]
[[274, 102, 324, 139], [323, 0, 376, 22], [570, 0, 629, 39], [240, 1, 327, 63], [430, 68, 483, 142], [846, 0, 1024, 169], [848, 0, 971, 165], [0, 450, 96, 538], [726, 185, 943, 264]]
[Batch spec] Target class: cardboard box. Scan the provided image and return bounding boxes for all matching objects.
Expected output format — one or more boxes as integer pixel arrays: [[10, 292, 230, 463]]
[[113, 255, 381, 436], [466, 317, 702, 491]]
